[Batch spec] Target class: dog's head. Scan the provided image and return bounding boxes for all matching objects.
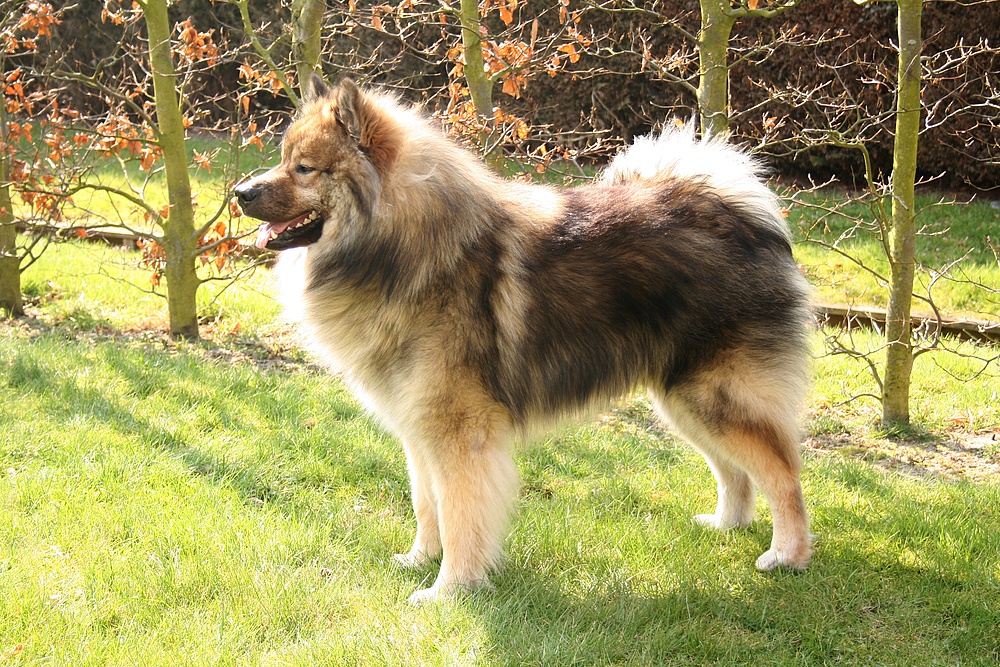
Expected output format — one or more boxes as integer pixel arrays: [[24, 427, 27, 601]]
[[234, 76, 397, 251]]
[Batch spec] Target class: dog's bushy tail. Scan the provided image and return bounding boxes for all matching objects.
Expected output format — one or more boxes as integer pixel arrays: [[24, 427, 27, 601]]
[[599, 122, 789, 241]]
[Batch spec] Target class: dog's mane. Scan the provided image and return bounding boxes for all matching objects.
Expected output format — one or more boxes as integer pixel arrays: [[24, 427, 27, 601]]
[[340, 89, 556, 287]]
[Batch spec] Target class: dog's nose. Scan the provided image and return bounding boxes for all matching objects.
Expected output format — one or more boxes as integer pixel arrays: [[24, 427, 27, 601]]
[[234, 183, 258, 207]]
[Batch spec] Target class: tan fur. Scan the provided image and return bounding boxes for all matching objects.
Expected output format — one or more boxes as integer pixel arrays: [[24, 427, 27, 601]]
[[236, 78, 813, 603]]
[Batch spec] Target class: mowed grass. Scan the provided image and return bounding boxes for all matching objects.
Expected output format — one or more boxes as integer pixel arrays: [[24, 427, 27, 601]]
[[3, 325, 1000, 665], [787, 191, 1000, 321], [2, 195, 999, 664], [16, 234, 281, 336]]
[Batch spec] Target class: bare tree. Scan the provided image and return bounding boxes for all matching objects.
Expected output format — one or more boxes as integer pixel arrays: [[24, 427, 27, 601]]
[[21, 1, 256, 338], [0, 86, 22, 317], [292, 0, 327, 90], [1, 1, 63, 317], [759, 1, 1000, 427], [881, 0, 922, 425], [235, 0, 609, 175], [457, 0, 494, 121], [696, 0, 803, 137], [142, 0, 201, 338]]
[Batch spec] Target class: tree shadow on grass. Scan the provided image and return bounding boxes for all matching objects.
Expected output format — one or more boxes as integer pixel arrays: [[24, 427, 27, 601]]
[[384, 451, 1000, 665], [480, 568, 988, 664], [460, 502, 1000, 665], [2, 334, 393, 513]]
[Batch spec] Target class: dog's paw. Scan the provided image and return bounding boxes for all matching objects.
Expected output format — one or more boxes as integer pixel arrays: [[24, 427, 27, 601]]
[[406, 578, 492, 605], [407, 585, 446, 605], [755, 547, 811, 572], [694, 513, 751, 531], [393, 551, 430, 570]]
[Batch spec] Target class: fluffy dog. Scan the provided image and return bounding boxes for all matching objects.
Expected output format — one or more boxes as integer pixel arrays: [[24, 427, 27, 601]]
[[235, 76, 812, 603]]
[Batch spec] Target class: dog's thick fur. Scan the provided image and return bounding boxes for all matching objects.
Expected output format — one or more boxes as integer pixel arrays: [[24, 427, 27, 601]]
[[235, 77, 812, 603]]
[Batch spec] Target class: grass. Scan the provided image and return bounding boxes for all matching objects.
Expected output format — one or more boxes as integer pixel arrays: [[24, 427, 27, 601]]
[[808, 324, 999, 432], [2, 318, 999, 665], [17, 234, 281, 335], [787, 191, 1000, 322], [2, 173, 999, 662]]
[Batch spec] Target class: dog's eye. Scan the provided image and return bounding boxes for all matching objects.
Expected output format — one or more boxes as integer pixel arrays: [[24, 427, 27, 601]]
[[295, 164, 316, 175]]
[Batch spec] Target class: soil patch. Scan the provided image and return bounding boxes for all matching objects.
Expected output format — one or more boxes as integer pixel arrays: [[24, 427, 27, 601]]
[[805, 430, 1000, 482]]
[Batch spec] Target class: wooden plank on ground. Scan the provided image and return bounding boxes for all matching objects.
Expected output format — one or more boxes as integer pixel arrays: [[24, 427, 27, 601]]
[[814, 303, 1000, 344]]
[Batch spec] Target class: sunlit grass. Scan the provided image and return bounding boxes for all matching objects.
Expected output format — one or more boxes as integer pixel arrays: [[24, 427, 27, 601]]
[[808, 326, 1000, 433], [19, 236, 281, 336], [2, 326, 998, 665], [787, 192, 1000, 322]]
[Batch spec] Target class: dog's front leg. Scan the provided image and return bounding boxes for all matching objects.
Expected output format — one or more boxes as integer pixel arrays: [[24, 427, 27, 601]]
[[406, 428, 518, 604], [394, 441, 442, 569]]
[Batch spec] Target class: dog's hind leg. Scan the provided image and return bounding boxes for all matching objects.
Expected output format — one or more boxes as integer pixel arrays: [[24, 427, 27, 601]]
[[652, 394, 756, 530], [693, 450, 756, 530], [651, 360, 811, 571], [394, 442, 442, 569]]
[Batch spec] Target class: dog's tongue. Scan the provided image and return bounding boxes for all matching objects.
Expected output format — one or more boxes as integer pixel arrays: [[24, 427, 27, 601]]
[[254, 212, 310, 249]]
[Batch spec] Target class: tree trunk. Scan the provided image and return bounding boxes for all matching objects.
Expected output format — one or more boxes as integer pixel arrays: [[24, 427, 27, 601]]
[[0, 100, 23, 317], [143, 0, 200, 339], [0, 184, 21, 318], [697, 0, 735, 138], [882, 0, 922, 426], [457, 0, 504, 166], [292, 0, 325, 98], [458, 0, 493, 119]]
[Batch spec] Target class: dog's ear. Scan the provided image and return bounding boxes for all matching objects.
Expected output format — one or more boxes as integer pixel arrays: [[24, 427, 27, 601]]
[[305, 73, 331, 103], [334, 78, 364, 145], [333, 78, 399, 176]]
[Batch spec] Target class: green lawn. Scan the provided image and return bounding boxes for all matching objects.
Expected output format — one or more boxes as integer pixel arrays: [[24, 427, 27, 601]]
[[1, 189, 999, 664], [787, 191, 1000, 322], [2, 320, 999, 665]]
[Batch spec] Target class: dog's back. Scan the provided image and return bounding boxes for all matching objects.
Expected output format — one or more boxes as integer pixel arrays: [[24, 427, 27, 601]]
[[484, 173, 807, 424]]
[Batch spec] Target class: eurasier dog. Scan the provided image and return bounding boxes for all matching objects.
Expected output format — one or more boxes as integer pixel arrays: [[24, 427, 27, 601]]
[[235, 76, 812, 603]]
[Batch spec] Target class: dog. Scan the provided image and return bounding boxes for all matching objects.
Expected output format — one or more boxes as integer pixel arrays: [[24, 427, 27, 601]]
[[235, 76, 812, 603]]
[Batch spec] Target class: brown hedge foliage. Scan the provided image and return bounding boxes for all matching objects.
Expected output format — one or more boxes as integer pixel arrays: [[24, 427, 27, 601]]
[[510, 0, 999, 190], [32, 0, 1000, 189]]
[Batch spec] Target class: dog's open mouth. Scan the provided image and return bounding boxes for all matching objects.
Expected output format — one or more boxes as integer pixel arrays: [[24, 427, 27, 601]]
[[254, 211, 324, 251]]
